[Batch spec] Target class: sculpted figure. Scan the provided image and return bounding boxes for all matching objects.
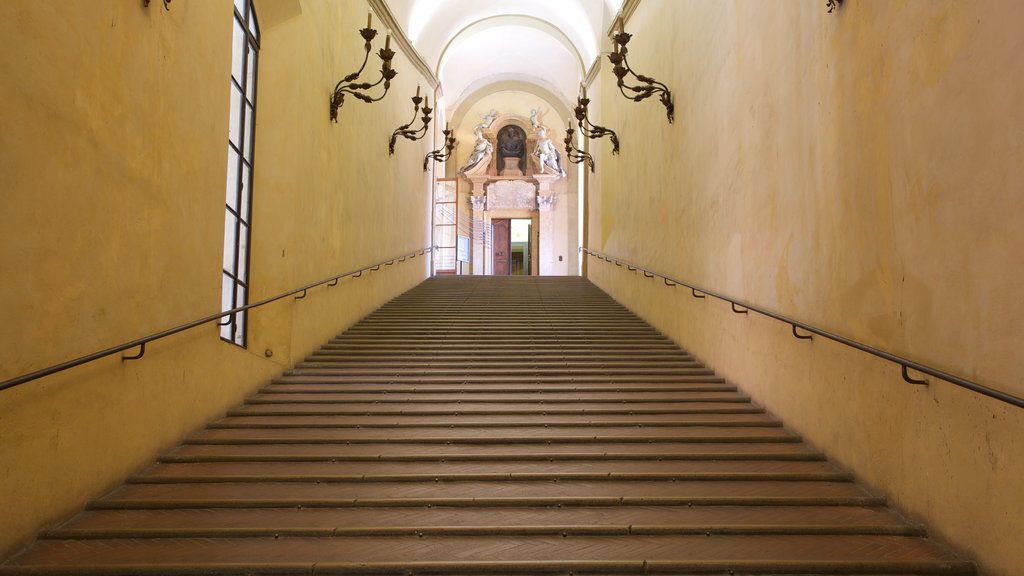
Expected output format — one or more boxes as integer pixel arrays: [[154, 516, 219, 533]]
[[477, 109, 498, 130], [533, 127, 566, 177], [459, 127, 493, 176], [530, 108, 541, 131], [498, 126, 525, 158]]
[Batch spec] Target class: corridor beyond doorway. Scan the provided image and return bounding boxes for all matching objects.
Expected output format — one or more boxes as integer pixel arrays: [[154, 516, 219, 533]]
[[510, 218, 532, 275]]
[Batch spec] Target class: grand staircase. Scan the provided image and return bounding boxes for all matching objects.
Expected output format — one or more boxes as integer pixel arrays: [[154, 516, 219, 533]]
[[2, 277, 974, 574]]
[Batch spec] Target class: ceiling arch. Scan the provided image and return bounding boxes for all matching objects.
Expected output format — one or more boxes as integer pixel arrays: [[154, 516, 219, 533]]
[[436, 15, 586, 78], [386, 0, 621, 114], [438, 25, 581, 113], [448, 80, 573, 133]]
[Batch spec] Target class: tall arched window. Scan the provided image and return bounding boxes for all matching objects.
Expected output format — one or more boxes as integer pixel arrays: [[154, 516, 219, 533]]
[[222, 0, 259, 346]]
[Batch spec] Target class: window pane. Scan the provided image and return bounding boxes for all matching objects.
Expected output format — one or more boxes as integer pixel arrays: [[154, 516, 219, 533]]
[[435, 183, 456, 202], [434, 203, 456, 225], [233, 0, 246, 19], [248, 6, 260, 40], [434, 225, 456, 247], [234, 306, 246, 346], [226, 148, 240, 211], [245, 49, 257, 103], [223, 211, 237, 273], [239, 166, 251, 222], [231, 20, 245, 81], [221, 272, 235, 310], [436, 248, 456, 270], [228, 84, 243, 147], [238, 222, 250, 283], [244, 103, 255, 161], [235, 284, 247, 311], [220, 272, 235, 340], [234, 284, 247, 345]]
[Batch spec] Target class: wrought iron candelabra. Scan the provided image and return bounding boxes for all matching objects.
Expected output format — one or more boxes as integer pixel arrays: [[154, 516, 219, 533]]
[[423, 126, 456, 172], [574, 89, 620, 155], [389, 88, 432, 155], [329, 14, 397, 123], [608, 23, 674, 124], [564, 123, 595, 173]]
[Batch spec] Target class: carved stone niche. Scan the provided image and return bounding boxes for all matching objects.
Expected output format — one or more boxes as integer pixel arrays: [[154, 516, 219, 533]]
[[496, 124, 528, 176], [486, 180, 537, 211], [490, 118, 537, 178]]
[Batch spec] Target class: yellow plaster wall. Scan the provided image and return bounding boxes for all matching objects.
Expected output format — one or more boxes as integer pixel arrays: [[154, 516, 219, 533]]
[[587, 1, 1024, 574], [246, 0, 432, 365], [0, 0, 430, 557]]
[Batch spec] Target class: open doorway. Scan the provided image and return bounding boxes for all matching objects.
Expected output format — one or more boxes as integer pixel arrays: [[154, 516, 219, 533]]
[[491, 218, 532, 275]]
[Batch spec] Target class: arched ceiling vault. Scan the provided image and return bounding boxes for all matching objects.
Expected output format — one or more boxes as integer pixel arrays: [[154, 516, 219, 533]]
[[385, 0, 624, 115], [449, 80, 573, 135], [439, 24, 581, 112], [437, 16, 587, 79]]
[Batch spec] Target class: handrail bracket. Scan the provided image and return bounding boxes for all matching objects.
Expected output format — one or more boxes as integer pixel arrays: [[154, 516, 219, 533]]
[[902, 365, 929, 386], [792, 324, 812, 340], [122, 343, 146, 362]]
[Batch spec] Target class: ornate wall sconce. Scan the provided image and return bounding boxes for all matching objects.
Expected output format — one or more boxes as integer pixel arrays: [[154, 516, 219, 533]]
[[329, 13, 397, 123], [826, 0, 843, 12], [389, 87, 432, 155], [423, 125, 456, 172], [574, 87, 620, 154], [564, 124, 595, 173], [608, 21, 674, 124]]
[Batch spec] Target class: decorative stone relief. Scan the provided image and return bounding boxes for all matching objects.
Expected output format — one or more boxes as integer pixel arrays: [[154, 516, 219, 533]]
[[537, 195, 556, 212], [469, 195, 487, 211], [487, 180, 537, 211]]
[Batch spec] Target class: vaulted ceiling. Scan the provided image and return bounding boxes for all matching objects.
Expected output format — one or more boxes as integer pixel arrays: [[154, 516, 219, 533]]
[[385, 0, 624, 114]]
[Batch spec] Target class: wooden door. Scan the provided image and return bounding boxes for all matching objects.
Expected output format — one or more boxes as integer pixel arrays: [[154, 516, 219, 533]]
[[492, 219, 511, 276]]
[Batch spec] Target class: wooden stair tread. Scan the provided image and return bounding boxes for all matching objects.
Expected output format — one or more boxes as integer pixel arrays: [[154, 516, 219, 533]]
[[1, 277, 972, 574]]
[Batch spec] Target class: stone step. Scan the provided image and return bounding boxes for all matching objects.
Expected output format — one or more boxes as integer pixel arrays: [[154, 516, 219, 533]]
[[0, 277, 972, 575]]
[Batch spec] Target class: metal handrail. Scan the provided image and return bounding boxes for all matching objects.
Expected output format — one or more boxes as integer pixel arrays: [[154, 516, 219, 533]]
[[581, 247, 1024, 409], [0, 247, 434, 393]]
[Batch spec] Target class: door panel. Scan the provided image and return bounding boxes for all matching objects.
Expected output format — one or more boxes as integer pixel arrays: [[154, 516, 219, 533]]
[[492, 219, 511, 276]]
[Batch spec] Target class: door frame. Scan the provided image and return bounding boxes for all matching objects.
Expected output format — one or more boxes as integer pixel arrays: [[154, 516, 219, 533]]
[[484, 209, 538, 276]]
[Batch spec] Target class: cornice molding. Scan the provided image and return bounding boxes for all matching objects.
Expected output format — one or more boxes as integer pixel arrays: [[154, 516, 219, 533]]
[[583, 56, 601, 89], [607, 0, 642, 38], [369, 0, 440, 90]]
